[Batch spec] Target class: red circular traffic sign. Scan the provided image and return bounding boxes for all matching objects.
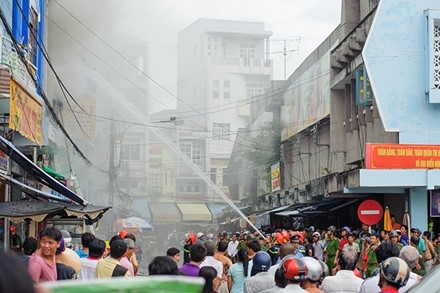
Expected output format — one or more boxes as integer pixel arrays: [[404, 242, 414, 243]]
[[357, 200, 383, 225]]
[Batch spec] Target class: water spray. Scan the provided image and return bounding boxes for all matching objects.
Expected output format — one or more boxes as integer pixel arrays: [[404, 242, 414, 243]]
[[94, 73, 266, 240], [152, 127, 266, 240]]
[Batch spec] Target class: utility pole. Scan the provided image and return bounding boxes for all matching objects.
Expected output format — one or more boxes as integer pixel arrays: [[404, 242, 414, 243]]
[[108, 119, 115, 208], [269, 37, 301, 80]]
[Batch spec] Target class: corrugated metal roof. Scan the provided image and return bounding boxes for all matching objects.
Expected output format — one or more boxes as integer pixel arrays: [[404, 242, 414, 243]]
[[207, 203, 229, 216], [149, 202, 181, 222], [131, 197, 151, 221]]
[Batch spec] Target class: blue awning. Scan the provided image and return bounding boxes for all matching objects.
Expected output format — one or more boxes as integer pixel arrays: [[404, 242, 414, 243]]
[[131, 197, 151, 221], [0, 135, 88, 206], [206, 203, 228, 216], [255, 204, 294, 228]]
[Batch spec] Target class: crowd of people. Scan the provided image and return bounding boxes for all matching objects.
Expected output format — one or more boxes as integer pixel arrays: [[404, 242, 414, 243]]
[[3, 220, 440, 293], [165, 223, 439, 293]]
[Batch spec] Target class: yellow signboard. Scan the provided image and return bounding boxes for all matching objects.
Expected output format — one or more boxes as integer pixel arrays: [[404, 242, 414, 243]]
[[9, 79, 42, 145]]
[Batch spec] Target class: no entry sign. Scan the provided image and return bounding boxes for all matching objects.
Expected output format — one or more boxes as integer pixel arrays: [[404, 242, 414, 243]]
[[357, 200, 383, 225]]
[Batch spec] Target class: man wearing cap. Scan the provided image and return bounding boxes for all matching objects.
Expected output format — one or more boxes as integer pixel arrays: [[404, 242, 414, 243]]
[[290, 235, 304, 258], [411, 228, 426, 253], [389, 231, 403, 250], [237, 232, 249, 250], [195, 232, 205, 244], [324, 226, 339, 276], [312, 232, 325, 261], [334, 226, 350, 268]]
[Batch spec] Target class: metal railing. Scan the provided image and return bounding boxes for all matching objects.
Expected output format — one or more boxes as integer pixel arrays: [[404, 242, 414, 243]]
[[209, 56, 271, 68]]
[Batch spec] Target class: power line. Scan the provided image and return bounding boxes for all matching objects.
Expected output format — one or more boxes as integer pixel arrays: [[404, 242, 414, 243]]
[[0, 6, 93, 166]]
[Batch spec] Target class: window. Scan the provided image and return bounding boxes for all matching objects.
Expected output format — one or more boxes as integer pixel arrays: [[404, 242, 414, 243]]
[[180, 143, 192, 160], [29, 7, 39, 65], [224, 80, 230, 88], [177, 183, 202, 193], [213, 91, 219, 99], [239, 44, 256, 66], [213, 80, 219, 87], [122, 139, 141, 160], [246, 83, 264, 99], [224, 92, 230, 99], [426, 9, 440, 102], [192, 144, 202, 165], [210, 168, 217, 184], [213, 123, 230, 140], [150, 173, 159, 193], [179, 142, 203, 165]]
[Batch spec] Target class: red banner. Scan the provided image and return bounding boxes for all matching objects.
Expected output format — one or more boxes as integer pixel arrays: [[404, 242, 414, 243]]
[[365, 143, 440, 169]]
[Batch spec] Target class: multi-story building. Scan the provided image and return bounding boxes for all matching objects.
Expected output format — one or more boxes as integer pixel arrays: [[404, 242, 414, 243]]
[[46, 2, 150, 222], [0, 0, 109, 246], [177, 19, 273, 201], [230, 0, 440, 233]]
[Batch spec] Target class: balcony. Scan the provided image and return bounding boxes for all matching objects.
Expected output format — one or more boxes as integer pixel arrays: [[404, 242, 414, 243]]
[[208, 57, 272, 75], [0, 33, 37, 96]]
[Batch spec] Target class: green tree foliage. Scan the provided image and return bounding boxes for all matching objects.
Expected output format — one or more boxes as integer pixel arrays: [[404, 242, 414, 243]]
[[243, 122, 282, 190]]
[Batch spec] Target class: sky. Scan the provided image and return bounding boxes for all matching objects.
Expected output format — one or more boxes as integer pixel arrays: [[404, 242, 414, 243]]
[[52, 0, 342, 114]]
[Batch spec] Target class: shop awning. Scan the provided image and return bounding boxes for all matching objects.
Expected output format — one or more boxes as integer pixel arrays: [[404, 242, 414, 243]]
[[132, 196, 151, 221], [255, 204, 294, 228], [275, 199, 358, 217], [41, 165, 66, 180], [0, 199, 110, 222], [149, 202, 181, 222], [0, 135, 88, 206], [0, 170, 71, 203], [177, 203, 212, 221], [206, 203, 228, 216]]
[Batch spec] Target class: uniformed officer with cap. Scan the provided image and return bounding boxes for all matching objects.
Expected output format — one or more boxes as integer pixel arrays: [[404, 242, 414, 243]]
[[290, 235, 304, 258]]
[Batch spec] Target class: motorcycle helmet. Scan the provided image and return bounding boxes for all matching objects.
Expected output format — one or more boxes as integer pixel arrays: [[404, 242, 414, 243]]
[[280, 255, 307, 281], [252, 251, 271, 271], [301, 257, 323, 282], [380, 257, 410, 288]]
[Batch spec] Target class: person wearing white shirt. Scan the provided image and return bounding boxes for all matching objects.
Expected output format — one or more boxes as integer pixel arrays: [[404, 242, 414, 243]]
[[320, 249, 363, 293], [79, 239, 106, 280], [200, 240, 223, 281], [228, 233, 240, 260]]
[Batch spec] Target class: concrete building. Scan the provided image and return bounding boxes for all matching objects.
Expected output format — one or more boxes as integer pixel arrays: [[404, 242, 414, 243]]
[[229, 0, 440, 233], [47, 1, 150, 220], [177, 19, 272, 201]]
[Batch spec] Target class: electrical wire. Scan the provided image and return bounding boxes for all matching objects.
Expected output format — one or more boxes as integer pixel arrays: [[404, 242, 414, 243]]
[[0, 7, 93, 166]]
